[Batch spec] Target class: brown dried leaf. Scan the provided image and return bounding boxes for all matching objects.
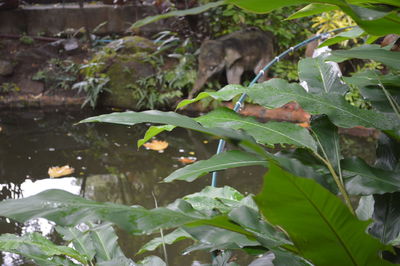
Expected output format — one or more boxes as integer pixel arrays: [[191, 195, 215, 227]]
[[48, 165, 75, 178]]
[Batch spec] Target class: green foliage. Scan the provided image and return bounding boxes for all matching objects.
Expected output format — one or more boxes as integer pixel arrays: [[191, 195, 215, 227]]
[[33, 59, 80, 91], [19, 35, 34, 45], [1, 1, 400, 265], [0, 82, 20, 94], [72, 76, 110, 108]]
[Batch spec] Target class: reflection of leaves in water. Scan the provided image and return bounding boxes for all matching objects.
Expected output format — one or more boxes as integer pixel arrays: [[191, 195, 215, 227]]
[[48, 165, 75, 178], [143, 140, 169, 151]]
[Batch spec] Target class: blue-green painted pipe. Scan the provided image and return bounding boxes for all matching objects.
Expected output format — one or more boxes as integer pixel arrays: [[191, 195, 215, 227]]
[[210, 26, 353, 187]]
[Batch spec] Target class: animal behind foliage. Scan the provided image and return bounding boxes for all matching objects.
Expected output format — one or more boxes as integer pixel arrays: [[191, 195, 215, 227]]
[[189, 28, 275, 98]]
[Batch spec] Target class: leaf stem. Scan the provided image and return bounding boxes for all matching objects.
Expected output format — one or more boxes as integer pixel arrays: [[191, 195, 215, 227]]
[[313, 152, 355, 215]]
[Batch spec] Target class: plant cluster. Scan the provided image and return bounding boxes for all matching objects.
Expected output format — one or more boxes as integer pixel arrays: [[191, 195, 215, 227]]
[[0, 0, 400, 265]]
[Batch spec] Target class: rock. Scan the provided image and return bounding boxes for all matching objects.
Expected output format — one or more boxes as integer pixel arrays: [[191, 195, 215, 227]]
[[105, 36, 157, 54], [88, 36, 157, 109], [0, 60, 15, 76]]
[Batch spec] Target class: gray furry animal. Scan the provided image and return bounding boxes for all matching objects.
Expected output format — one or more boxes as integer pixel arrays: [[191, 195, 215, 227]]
[[189, 28, 275, 98]]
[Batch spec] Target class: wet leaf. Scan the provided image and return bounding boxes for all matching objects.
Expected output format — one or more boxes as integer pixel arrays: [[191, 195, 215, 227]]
[[143, 140, 169, 151], [255, 163, 391, 265], [176, 157, 197, 164], [138, 228, 191, 255], [48, 165, 75, 178]]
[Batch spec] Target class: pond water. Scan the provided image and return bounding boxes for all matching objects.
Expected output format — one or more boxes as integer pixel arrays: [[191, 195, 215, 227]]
[[0, 108, 269, 265]]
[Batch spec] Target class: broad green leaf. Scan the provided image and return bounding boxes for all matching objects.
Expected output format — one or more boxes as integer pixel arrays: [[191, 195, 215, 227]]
[[375, 133, 400, 171], [254, 163, 391, 265], [0, 189, 208, 235], [328, 45, 400, 70], [137, 256, 166, 266], [287, 3, 338, 20], [163, 150, 267, 183], [183, 186, 245, 213], [183, 225, 260, 253], [342, 157, 400, 195], [196, 107, 318, 151], [298, 57, 349, 95], [138, 228, 191, 255], [319, 27, 365, 47], [355, 195, 374, 221], [79, 110, 253, 143], [137, 125, 175, 148], [0, 232, 86, 265], [228, 206, 291, 248], [130, 1, 225, 29], [370, 192, 400, 244], [88, 222, 125, 262], [310, 115, 341, 174], [56, 226, 96, 261], [247, 79, 398, 130], [178, 79, 399, 130]]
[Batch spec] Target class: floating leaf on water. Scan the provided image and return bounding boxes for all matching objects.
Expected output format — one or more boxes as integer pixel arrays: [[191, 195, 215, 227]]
[[48, 165, 75, 178], [177, 157, 197, 164], [189, 151, 195, 155], [143, 140, 169, 151], [203, 140, 209, 144]]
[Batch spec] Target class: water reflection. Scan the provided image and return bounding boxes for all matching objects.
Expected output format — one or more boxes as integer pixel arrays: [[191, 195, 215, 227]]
[[0, 108, 267, 265]]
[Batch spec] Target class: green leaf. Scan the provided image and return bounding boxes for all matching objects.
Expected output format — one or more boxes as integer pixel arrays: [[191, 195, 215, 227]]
[[228, 206, 291, 248], [88, 222, 125, 262], [183, 186, 245, 213], [0, 232, 86, 265], [287, 3, 338, 20], [0, 189, 208, 235], [310, 115, 341, 174], [138, 228, 191, 255], [137, 125, 175, 148], [247, 79, 398, 130], [97, 257, 136, 266], [137, 256, 166, 266], [163, 150, 267, 183], [319, 27, 365, 47], [370, 192, 400, 244], [79, 110, 253, 143], [327, 45, 400, 70], [196, 107, 317, 151], [183, 225, 259, 253], [343, 70, 400, 113], [254, 163, 391, 265], [355, 195, 374, 221], [299, 57, 349, 95], [56, 225, 96, 261], [130, 1, 225, 29], [342, 157, 400, 195]]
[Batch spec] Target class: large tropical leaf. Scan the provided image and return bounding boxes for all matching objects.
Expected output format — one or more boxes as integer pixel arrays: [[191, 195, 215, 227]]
[[298, 57, 348, 95], [137, 125, 175, 148], [56, 225, 96, 261], [254, 163, 391, 265], [370, 192, 400, 244], [0, 189, 208, 235], [195, 107, 318, 151], [138, 228, 191, 255], [177, 79, 399, 130], [0, 232, 87, 265], [342, 157, 400, 195], [163, 150, 267, 183], [79, 110, 253, 143], [328, 45, 400, 70]]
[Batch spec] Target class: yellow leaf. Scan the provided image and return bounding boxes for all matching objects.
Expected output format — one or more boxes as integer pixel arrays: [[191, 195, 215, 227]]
[[177, 157, 197, 164], [48, 165, 75, 178], [143, 140, 169, 151]]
